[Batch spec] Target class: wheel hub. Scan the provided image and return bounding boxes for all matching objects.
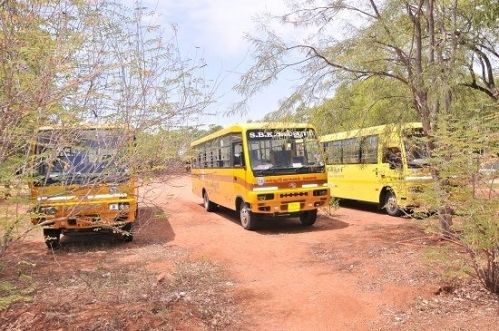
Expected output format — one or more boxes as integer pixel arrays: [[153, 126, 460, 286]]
[[387, 197, 397, 212], [240, 208, 249, 226]]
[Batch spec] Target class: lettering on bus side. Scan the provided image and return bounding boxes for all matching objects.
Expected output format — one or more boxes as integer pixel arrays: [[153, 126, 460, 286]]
[[327, 165, 342, 173], [248, 129, 316, 140], [265, 175, 320, 183]]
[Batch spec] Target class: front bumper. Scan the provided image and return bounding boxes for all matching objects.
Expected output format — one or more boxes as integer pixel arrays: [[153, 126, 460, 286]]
[[247, 187, 329, 214], [31, 199, 137, 230]]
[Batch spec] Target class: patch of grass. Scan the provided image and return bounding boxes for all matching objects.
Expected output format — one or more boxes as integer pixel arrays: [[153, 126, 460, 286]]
[[153, 209, 169, 220], [166, 259, 237, 328], [36, 266, 166, 329], [321, 198, 340, 217], [0, 280, 33, 310], [0, 261, 37, 311], [14, 258, 239, 330], [422, 245, 472, 283]]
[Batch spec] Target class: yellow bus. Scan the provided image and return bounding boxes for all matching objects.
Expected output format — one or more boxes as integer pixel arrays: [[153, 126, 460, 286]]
[[191, 123, 329, 230], [320, 122, 431, 216], [30, 126, 138, 248]]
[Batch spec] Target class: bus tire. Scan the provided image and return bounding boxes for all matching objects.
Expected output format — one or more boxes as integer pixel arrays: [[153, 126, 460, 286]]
[[299, 210, 317, 226], [383, 191, 402, 217], [239, 202, 256, 230], [122, 230, 133, 242], [43, 229, 61, 249], [203, 191, 216, 212], [121, 222, 134, 242]]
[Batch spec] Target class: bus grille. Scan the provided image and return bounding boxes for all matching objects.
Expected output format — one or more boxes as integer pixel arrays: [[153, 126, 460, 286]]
[[280, 192, 308, 198]]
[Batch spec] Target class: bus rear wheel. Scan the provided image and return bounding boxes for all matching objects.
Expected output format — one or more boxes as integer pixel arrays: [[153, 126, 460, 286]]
[[43, 229, 61, 249], [383, 191, 401, 217], [239, 202, 256, 230], [203, 191, 216, 212], [299, 210, 317, 226]]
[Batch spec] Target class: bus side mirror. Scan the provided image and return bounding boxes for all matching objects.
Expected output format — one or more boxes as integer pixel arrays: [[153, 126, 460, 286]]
[[383, 147, 402, 169], [233, 153, 245, 168], [388, 158, 402, 169]]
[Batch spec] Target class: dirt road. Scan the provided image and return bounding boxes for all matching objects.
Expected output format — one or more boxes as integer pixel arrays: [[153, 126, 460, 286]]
[[2, 175, 497, 330], [141, 176, 450, 330]]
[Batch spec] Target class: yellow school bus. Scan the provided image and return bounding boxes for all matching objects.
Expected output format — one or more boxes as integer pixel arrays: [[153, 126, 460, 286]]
[[30, 126, 138, 248], [320, 122, 431, 216], [191, 123, 329, 230]]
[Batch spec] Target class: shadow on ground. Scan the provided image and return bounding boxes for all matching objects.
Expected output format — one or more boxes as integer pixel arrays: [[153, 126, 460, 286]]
[[337, 199, 422, 219], [54, 206, 175, 253], [336, 199, 385, 214], [198, 203, 350, 235], [8, 206, 175, 260]]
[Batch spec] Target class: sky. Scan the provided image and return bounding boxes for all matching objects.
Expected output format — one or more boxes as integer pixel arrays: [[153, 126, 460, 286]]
[[129, 0, 299, 127]]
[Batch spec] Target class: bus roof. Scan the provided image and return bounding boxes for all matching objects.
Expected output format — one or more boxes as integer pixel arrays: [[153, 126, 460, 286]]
[[319, 122, 422, 142], [191, 122, 316, 147]]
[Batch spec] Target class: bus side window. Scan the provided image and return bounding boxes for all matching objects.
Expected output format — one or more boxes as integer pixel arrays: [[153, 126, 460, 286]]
[[383, 147, 402, 169]]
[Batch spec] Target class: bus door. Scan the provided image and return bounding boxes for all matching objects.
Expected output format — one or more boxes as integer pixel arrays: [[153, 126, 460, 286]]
[[378, 145, 404, 191], [231, 134, 246, 205], [208, 134, 239, 208], [354, 135, 379, 202]]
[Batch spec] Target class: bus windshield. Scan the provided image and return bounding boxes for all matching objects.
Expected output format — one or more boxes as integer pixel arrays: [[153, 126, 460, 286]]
[[34, 128, 130, 186], [404, 128, 429, 168], [247, 128, 324, 176]]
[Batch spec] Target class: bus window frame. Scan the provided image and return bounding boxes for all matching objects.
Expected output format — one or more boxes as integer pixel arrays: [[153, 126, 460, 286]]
[[191, 133, 244, 169]]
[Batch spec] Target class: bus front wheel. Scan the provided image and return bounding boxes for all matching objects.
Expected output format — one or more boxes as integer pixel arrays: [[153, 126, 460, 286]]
[[203, 191, 216, 212], [299, 210, 317, 226], [239, 202, 256, 230], [383, 191, 401, 217], [43, 229, 61, 249], [121, 223, 134, 242]]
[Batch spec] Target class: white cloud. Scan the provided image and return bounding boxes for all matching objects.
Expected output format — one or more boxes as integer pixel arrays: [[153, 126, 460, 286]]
[[139, 0, 288, 56]]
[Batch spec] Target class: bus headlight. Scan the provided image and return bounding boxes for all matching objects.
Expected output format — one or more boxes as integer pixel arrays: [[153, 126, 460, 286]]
[[119, 203, 130, 210], [257, 193, 274, 201], [109, 203, 130, 211], [39, 206, 57, 215]]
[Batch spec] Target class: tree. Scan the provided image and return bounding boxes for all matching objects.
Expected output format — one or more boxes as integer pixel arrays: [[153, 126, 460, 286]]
[[0, 0, 211, 255], [429, 109, 498, 294], [263, 77, 417, 134], [237, 0, 497, 122], [237, 0, 498, 292]]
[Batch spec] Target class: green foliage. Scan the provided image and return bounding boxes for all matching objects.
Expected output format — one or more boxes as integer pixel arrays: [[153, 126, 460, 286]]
[[263, 77, 416, 134], [133, 124, 223, 176], [0, 275, 35, 311], [134, 129, 191, 175], [429, 104, 499, 292], [322, 198, 340, 217], [0, 1, 211, 255], [307, 78, 416, 135]]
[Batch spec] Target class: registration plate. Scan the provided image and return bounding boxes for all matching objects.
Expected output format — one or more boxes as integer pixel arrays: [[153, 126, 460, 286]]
[[288, 202, 301, 212]]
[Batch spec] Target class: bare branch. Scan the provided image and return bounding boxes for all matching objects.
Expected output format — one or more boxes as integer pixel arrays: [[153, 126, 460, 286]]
[[287, 44, 409, 85]]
